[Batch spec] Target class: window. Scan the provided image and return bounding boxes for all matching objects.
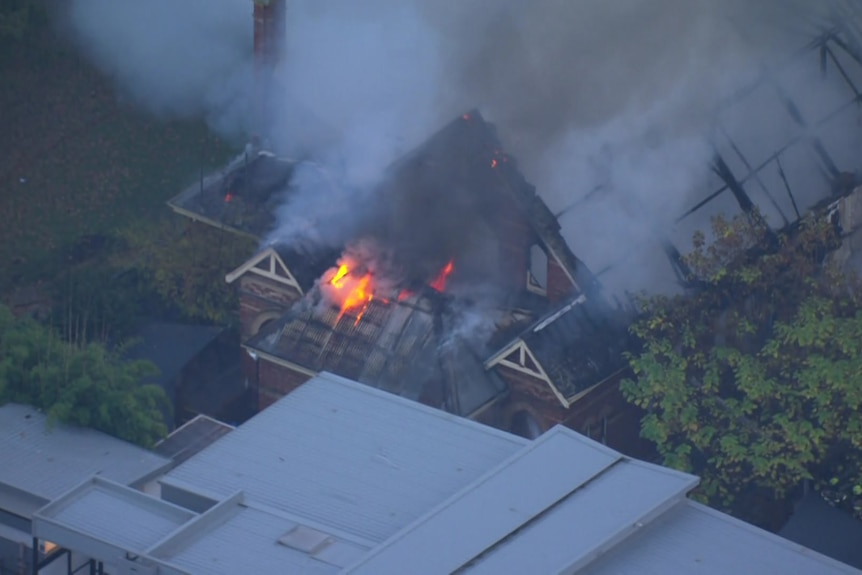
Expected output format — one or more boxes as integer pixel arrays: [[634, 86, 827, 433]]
[[527, 244, 548, 294]]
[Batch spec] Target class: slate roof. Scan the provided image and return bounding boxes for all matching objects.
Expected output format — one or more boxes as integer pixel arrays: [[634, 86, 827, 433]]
[[168, 151, 295, 239], [523, 294, 632, 399], [779, 491, 862, 570], [245, 292, 506, 416], [372, 110, 597, 293], [124, 322, 224, 390]]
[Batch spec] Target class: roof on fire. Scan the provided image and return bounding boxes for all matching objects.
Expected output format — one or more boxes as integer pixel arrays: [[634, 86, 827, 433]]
[[168, 151, 294, 239], [379, 110, 600, 296], [244, 291, 506, 417]]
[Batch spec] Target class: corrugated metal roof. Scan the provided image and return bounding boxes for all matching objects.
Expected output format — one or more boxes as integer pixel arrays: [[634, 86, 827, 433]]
[[160, 372, 527, 544], [151, 503, 365, 575], [461, 459, 697, 574], [577, 499, 861, 575], [348, 427, 626, 574], [0, 403, 172, 516], [34, 478, 194, 554]]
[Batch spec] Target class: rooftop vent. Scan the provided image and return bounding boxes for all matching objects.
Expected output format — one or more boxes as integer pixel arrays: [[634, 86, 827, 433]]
[[278, 525, 334, 554]]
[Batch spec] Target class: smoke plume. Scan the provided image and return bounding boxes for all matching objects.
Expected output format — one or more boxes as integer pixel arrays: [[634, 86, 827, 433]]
[[62, 0, 861, 296]]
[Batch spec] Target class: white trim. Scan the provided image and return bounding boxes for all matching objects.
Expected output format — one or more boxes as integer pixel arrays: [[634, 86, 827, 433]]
[[242, 345, 318, 377], [225, 247, 303, 293], [546, 248, 580, 293], [486, 341, 571, 408], [526, 270, 548, 296]]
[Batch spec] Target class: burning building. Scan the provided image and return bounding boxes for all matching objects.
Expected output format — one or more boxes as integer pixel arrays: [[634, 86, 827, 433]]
[[168, 1, 862, 452], [171, 102, 639, 446]]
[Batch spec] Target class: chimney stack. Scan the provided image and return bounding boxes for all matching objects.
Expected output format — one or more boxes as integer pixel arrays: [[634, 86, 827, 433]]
[[252, 0, 287, 139]]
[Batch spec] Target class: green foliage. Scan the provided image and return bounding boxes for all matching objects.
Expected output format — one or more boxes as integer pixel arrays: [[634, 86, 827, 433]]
[[115, 217, 256, 326], [0, 305, 170, 447], [0, 0, 39, 40], [622, 211, 862, 522]]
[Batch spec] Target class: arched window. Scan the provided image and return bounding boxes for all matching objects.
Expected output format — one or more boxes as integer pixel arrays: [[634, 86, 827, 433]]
[[510, 410, 543, 439]]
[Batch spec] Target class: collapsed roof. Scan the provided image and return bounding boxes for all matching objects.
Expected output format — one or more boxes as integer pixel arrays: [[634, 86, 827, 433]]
[[246, 291, 506, 417]]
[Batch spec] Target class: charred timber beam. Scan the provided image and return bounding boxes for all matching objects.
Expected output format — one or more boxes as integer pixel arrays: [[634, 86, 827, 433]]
[[677, 90, 862, 225], [769, 80, 840, 178], [711, 154, 779, 246], [825, 45, 862, 101], [712, 154, 755, 213], [719, 126, 789, 225], [775, 156, 802, 220]]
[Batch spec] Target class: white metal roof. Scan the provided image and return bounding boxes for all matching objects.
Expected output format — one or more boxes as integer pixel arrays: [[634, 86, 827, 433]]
[[0, 403, 172, 517], [33, 477, 195, 558], [150, 502, 366, 575], [26, 374, 862, 574], [160, 372, 527, 543], [577, 499, 861, 575], [346, 427, 697, 574]]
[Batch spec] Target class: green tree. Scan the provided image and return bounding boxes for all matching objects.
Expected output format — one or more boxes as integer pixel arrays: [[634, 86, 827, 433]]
[[0, 305, 170, 447], [116, 217, 256, 326], [621, 212, 862, 524], [0, 0, 42, 40]]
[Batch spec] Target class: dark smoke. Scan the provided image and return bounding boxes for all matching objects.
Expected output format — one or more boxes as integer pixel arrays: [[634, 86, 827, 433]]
[[62, 0, 862, 296]]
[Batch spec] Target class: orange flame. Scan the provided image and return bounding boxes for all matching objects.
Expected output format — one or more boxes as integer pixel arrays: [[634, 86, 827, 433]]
[[490, 159, 498, 168], [325, 260, 375, 325], [430, 260, 455, 292]]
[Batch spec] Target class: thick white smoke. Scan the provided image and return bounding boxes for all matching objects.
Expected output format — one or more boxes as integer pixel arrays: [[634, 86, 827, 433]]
[[62, 0, 861, 295], [60, 0, 254, 136]]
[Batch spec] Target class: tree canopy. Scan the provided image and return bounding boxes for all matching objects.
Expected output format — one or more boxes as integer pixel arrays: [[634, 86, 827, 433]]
[[0, 304, 170, 447], [621, 212, 862, 525]]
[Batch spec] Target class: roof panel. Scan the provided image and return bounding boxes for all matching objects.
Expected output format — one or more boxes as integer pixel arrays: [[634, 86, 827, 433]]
[[462, 460, 698, 574], [0, 404, 172, 510], [348, 428, 621, 574], [578, 500, 861, 575], [160, 373, 527, 543], [34, 478, 194, 554], [154, 505, 344, 575]]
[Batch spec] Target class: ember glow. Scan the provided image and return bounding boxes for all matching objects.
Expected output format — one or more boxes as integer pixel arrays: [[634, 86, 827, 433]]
[[430, 260, 455, 292], [322, 255, 455, 326], [224, 193, 234, 203], [325, 259, 376, 325]]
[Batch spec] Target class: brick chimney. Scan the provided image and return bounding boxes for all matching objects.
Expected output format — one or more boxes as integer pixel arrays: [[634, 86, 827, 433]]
[[253, 0, 287, 137]]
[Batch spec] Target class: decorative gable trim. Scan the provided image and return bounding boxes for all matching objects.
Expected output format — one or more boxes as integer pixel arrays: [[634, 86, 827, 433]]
[[225, 247, 302, 293], [485, 340, 571, 408]]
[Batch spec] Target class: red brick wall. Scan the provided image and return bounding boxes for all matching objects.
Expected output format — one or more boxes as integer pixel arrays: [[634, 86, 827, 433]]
[[256, 358, 314, 411], [495, 366, 569, 434], [238, 274, 302, 340], [492, 200, 535, 293], [546, 258, 576, 303], [494, 365, 654, 459]]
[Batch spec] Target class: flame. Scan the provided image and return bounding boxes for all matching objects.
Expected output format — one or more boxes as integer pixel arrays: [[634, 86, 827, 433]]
[[325, 260, 375, 325], [397, 289, 414, 302], [462, 113, 471, 121], [430, 260, 455, 292], [224, 193, 234, 203], [490, 159, 498, 168], [323, 256, 455, 327]]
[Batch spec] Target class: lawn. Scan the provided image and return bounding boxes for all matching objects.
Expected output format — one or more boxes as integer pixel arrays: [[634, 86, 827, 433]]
[[0, 19, 236, 296]]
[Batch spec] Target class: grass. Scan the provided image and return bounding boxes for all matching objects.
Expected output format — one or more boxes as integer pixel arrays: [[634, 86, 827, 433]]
[[0, 20, 236, 295]]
